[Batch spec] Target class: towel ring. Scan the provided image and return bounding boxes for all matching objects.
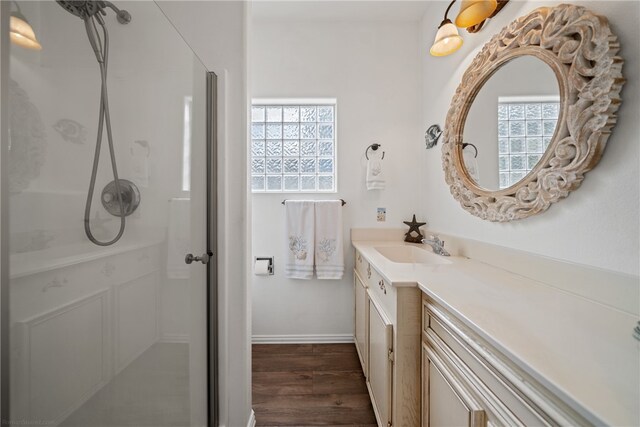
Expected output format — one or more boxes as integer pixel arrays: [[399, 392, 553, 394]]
[[461, 143, 478, 158], [365, 143, 385, 160]]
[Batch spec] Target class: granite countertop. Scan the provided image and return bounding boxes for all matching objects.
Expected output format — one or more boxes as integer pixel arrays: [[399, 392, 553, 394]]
[[352, 239, 639, 427]]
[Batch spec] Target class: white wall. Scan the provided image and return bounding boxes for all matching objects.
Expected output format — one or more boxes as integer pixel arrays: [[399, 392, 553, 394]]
[[157, 2, 251, 426], [251, 20, 421, 338], [420, 0, 640, 276]]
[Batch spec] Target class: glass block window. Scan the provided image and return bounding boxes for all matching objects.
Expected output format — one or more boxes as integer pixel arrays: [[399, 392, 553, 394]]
[[497, 96, 560, 189], [251, 99, 337, 192]]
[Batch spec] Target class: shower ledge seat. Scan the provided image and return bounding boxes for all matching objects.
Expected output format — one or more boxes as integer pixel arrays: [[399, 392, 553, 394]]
[[10, 234, 164, 279]]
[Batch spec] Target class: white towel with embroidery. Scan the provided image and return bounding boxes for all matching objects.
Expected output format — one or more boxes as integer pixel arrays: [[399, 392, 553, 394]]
[[285, 201, 315, 279], [366, 149, 385, 190], [314, 200, 344, 280]]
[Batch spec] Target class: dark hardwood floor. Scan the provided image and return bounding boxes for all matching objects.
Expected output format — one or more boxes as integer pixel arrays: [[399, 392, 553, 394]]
[[252, 344, 377, 426]]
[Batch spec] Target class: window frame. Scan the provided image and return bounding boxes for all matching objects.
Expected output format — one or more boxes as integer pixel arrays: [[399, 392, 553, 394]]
[[250, 98, 338, 194]]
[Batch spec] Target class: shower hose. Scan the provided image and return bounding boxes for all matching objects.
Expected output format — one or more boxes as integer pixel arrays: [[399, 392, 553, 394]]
[[83, 13, 126, 246]]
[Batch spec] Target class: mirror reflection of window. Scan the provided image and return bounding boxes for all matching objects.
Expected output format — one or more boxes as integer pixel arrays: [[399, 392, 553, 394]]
[[463, 55, 560, 191], [497, 96, 560, 189]]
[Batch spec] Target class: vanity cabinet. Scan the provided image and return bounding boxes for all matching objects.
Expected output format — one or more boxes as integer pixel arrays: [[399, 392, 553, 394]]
[[354, 249, 422, 427], [368, 296, 393, 427], [422, 344, 486, 427], [421, 295, 593, 427], [353, 234, 637, 426]]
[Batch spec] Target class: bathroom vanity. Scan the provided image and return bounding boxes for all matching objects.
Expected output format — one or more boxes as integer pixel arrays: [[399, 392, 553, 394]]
[[352, 229, 639, 427]]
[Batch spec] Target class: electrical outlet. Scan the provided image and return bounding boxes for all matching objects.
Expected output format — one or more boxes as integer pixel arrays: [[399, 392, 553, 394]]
[[377, 207, 386, 222]]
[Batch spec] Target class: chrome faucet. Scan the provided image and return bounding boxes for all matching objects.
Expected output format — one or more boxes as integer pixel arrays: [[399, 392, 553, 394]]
[[422, 235, 450, 257]]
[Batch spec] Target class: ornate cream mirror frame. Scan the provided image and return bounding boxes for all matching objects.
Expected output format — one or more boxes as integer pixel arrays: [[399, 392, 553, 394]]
[[442, 4, 625, 222]]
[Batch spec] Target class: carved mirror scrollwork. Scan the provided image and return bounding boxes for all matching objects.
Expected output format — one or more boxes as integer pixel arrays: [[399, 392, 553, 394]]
[[442, 4, 624, 222]]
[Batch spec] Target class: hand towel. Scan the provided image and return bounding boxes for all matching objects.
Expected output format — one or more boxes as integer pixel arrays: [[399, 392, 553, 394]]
[[167, 198, 190, 279], [462, 148, 480, 183], [285, 201, 315, 279], [366, 149, 385, 190], [314, 200, 344, 280]]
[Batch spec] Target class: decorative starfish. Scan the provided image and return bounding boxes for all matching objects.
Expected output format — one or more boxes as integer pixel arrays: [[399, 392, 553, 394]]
[[403, 214, 426, 243]]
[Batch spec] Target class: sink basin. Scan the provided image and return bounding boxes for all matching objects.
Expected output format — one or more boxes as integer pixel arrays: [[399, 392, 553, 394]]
[[374, 245, 452, 265]]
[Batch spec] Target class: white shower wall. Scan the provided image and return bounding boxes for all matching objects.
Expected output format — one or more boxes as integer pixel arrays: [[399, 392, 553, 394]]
[[9, 1, 193, 247], [9, 2, 197, 341]]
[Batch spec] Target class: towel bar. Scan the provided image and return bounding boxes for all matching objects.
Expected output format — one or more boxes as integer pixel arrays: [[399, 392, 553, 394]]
[[281, 199, 346, 206]]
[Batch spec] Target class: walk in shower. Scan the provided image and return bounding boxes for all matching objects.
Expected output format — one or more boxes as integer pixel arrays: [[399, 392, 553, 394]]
[[2, 1, 216, 426]]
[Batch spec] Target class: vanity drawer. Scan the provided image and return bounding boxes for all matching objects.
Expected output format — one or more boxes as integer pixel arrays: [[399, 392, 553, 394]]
[[366, 262, 391, 302], [355, 249, 367, 279], [370, 269, 388, 296]]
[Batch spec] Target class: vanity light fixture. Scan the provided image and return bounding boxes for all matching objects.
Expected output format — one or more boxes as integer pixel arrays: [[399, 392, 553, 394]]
[[430, 0, 503, 57], [455, 0, 498, 28], [10, 1, 42, 50], [429, 1, 464, 57]]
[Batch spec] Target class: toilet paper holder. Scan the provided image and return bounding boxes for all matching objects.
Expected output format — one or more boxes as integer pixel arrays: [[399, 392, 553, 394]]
[[254, 257, 274, 275]]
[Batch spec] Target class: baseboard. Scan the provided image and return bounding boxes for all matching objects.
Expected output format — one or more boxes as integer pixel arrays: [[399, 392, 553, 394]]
[[158, 333, 189, 343], [247, 410, 256, 427], [251, 334, 354, 344]]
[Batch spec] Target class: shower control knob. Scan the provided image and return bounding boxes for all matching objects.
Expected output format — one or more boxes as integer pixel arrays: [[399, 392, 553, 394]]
[[185, 253, 210, 265]]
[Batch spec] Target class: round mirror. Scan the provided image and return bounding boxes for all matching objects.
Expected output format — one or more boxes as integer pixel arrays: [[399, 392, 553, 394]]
[[442, 4, 624, 222], [462, 55, 560, 191]]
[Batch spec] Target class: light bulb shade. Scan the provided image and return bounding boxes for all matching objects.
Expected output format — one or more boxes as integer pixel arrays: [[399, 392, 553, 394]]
[[10, 14, 42, 51], [430, 21, 463, 57], [455, 0, 498, 28]]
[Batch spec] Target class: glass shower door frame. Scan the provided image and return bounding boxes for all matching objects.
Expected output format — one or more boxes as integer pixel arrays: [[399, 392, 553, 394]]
[[206, 71, 219, 427], [1, 1, 11, 422]]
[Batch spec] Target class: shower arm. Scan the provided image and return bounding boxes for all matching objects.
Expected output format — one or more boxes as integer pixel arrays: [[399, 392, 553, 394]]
[[100, 1, 131, 24]]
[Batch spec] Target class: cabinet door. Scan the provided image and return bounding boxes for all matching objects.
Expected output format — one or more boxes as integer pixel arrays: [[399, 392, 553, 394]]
[[368, 295, 393, 427], [422, 343, 486, 427], [354, 271, 368, 375]]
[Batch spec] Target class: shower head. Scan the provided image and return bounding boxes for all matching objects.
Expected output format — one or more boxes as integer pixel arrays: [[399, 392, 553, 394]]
[[56, 1, 131, 24], [56, 1, 103, 19]]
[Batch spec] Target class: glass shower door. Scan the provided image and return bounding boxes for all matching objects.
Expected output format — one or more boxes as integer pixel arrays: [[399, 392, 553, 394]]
[[4, 1, 214, 426]]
